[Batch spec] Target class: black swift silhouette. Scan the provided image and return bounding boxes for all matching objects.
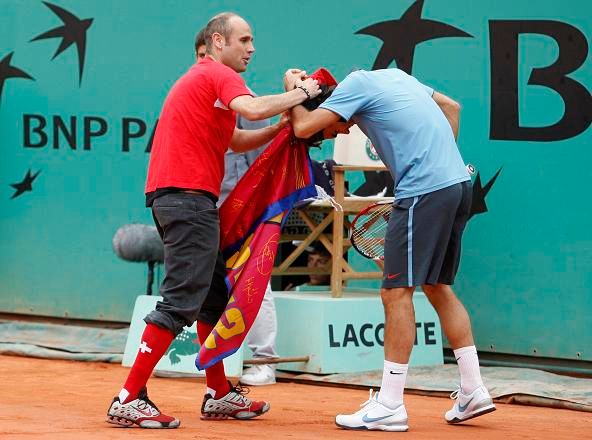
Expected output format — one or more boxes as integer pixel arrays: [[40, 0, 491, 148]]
[[30, 1, 93, 86], [10, 169, 41, 200], [0, 52, 34, 105], [469, 167, 503, 219], [356, 0, 473, 73]]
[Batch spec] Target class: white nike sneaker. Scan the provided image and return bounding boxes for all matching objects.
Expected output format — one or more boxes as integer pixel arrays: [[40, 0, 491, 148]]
[[335, 389, 408, 432], [445, 385, 496, 424]]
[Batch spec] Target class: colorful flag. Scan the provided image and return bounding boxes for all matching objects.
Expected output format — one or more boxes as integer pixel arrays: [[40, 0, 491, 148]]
[[195, 127, 316, 370], [195, 68, 338, 370]]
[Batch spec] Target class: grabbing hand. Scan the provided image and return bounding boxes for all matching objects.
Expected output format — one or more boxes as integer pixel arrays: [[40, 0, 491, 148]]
[[295, 77, 321, 99], [284, 68, 307, 91], [278, 111, 290, 128], [276, 111, 290, 130]]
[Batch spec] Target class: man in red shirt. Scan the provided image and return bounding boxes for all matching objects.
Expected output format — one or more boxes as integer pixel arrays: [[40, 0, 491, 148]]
[[106, 12, 320, 429]]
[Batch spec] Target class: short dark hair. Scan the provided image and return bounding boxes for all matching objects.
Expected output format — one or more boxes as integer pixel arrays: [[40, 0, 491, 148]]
[[204, 12, 238, 53], [194, 28, 206, 55], [309, 241, 331, 258]]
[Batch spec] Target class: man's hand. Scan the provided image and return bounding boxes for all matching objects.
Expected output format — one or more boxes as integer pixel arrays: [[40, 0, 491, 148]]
[[284, 68, 306, 91], [283, 69, 321, 99], [295, 77, 321, 99], [277, 111, 290, 129]]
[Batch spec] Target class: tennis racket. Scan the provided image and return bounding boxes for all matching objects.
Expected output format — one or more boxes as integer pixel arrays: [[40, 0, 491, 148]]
[[349, 201, 393, 260], [349, 164, 476, 260]]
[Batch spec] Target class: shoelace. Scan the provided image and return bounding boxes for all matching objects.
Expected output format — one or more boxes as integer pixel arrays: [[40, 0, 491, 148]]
[[359, 389, 379, 408], [233, 383, 251, 396], [230, 384, 252, 404], [135, 400, 150, 411], [137, 388, 159, 411], [449, 385, 461, 400]]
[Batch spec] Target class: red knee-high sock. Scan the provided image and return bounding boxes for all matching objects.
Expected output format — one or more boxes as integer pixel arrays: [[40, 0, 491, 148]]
[[121, 323, 175, 403], [197, 321, 231, 398]]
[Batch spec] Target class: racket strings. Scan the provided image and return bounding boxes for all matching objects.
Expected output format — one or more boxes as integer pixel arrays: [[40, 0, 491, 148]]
[[351, 204, 392, 259], [351, 222, 388, 240], [353, 205, 392, 234], [351, 215, 389, 236], [351, 205, 390, 232], [351, 206, 391, 235]]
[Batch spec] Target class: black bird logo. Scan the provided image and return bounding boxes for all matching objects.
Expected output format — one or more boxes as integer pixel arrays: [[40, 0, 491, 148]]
[[30, 1, 93, 86], [10, 169, 42, 200], [469, 167, 503, 219], [0, 52, 34, 105], [356, 0, 473, 72]]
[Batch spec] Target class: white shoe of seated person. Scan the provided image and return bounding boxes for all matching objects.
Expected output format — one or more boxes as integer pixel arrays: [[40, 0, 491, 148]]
[[239, 365, 276, 386]]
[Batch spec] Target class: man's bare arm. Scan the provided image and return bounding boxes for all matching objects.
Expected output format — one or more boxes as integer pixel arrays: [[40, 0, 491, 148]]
[[229, 116, 288, 152], [290, 106, 341, 139], [230, 76, 320, 121], [433, 91, 461, 140]]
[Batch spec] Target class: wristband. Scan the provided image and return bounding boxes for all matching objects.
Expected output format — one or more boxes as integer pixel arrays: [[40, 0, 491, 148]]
[[296, 85, 311, 99]]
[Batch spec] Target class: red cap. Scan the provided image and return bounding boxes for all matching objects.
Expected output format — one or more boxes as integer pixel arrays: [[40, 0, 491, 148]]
[[309, 68, 337, 87]]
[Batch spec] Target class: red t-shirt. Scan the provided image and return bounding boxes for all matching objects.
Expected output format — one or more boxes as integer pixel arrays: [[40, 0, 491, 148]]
[[145, 57, 252, 197]]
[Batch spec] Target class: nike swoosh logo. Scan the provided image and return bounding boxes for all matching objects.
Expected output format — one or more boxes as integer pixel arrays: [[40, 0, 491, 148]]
[[458, 397, 474, 412], [389, 371, 403, 375], [362, 413, 393, 423], [385, 273, 401, 280], [132, 405, 152, 417]]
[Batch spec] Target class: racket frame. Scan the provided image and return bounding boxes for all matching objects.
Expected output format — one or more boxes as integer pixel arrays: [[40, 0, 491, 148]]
[[349, 200, 393, 260]]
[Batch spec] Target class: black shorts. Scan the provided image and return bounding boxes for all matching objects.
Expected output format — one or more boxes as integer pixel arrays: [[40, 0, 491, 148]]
[[382, 181, 472, 288]]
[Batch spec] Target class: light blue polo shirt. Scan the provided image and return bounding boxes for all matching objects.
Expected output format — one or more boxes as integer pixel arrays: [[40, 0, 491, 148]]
[[319, 69, 469, 199]]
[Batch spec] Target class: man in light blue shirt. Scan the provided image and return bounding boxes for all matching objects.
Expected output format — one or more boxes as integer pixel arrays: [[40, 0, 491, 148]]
[[321, 69, 469, 199], [286, 68, 494, 431]]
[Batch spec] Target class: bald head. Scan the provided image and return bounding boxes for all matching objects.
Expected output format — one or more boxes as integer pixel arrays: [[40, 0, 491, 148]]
[[204, 12, 244, 53], [204, 12, 255, 72]]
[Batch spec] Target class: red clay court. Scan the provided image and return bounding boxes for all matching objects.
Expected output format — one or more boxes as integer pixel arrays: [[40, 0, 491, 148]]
[[1, 355, 590, 440]]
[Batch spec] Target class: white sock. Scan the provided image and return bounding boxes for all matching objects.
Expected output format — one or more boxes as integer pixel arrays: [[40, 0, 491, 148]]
[[453, 345, 484, 394], [377, 360, 407, 409], [207, 387, 217, 398], [118, 388, 130, 403]]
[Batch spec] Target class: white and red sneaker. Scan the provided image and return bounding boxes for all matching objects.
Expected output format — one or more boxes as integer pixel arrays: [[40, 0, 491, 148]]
[[201, 384, 270, 420], [106, 388, 180, 428]]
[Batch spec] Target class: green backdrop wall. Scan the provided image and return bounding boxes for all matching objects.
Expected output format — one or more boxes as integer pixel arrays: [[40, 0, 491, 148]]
[[1, 0, 590, 361]]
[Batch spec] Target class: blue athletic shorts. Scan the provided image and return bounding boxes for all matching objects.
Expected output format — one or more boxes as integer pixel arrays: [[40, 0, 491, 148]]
[[382, 181, 472, 288]]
